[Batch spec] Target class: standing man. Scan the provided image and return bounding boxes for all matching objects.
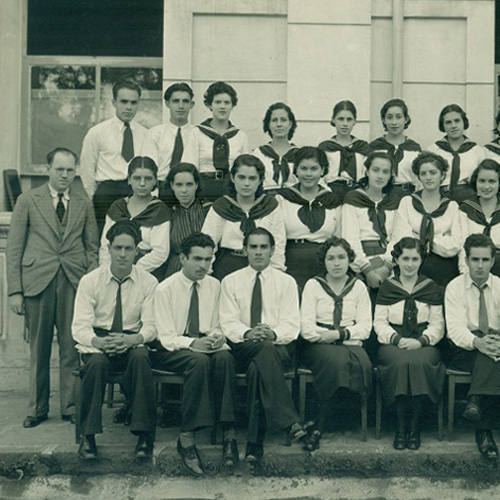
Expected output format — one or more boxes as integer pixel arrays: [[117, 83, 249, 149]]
[[72, 220, 158, 460], [79, 79, 155, 232], [445, 233, 500, 460], [150, 82, 199, 202], [152, 232, 237, 476], [6, 147, 99, 428], [220, 227, 306, 467]]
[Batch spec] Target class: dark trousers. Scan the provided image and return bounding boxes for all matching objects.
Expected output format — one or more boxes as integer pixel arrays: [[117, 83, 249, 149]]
[[151, 349, 237, 432], [93, 180, 130, 235], [25, 268, 78, 418], [229, 340, 299, 443], [79, 347, 156, 436]]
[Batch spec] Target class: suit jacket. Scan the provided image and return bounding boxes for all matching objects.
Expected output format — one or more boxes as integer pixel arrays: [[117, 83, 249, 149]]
[[6, 183, 99, 297]]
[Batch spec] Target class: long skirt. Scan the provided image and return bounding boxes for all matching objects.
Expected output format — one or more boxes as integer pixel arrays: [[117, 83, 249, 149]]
[[420, 252, 459, 287], [286, 240, 323, 292], [377, 344, 445, 406], [302, 342, 372, 402]]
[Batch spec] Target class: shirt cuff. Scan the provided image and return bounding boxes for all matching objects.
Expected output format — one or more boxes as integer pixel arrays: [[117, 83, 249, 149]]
[[390, 333, 402, 346]]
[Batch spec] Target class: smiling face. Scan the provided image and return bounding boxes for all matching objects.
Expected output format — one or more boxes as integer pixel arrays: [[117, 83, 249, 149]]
[[443, 111, 465, 141], [296, 158, 323, 190], [476, 168, 500, 201], [268, 108, 292, 139], [180, 245, 214, 281], [209, 93, 233, 121], [332, 109, 356, 138], [418, 162, 445, 193], [324, 245, 350, 280], [396, 247, 422, 280], [366, 157, 392, 190], [383, 106, 407, 136]]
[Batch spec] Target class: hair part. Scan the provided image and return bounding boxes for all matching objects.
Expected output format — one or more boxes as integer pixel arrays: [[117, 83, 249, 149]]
[[106, 219, 142, 246], [243, 227, 275, 248], [47, 147, 78, 165], [411, 151, 449, 178], [180, 232, 215, 257], [469, 159, 500, 193], [380, 98, 411, 130], [293, 146, 329, 176], [438, 103, 469, 133], [331, 100, 357, 127], [263, 102, 297, 140], [127, 156, 158, 179], [164, 82, 194, 102], [203, 81, 238, 107], [112, 79, 142, 100]]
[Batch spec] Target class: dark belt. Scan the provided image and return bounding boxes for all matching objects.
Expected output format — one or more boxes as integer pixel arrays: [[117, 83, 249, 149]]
[[97, 179, 128, 186], [441, 183, 468, 193], [200, 170, 228, 180], [287, 239, 321, 245], [330, 178, 356, 187], [361, 240, 386, 256], [393, 182, 414, 191]]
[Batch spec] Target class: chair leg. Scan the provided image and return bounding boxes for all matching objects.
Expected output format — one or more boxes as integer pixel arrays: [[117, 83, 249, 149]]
[[299, 375, 306, 422], [361, 391, 367, 442], [447, 375, 455, 442], [375, 377, 382, 440], [438, 394, 444, 441], [74, 372, 82, 444]]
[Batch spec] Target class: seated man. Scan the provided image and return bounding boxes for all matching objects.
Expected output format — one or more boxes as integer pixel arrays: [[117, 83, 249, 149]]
[[445, 233, 500, 460], [72, 220, 158, 460], [220, 227, 306, 467], [152, 232, 237, 476]]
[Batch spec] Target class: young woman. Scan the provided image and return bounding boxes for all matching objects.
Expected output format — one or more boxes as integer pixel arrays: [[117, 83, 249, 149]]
[[277, 147, 342, 290], [300, 237, 372, 451], [194, 81, 249, 201], [374, 237, 445, 451], [428, 104, 486, 203], [342, 152, 399, 292], [99, 156, 171, 281], [253, 102, 299, 193], [163, 163, 211, 277], [459, 159, 500, 276], [201, 154, 286, 280], [484, 110, 500, 162], [318, 100, 370, 200], [392, 151, 464, 287], [369, 98, 421, 199]]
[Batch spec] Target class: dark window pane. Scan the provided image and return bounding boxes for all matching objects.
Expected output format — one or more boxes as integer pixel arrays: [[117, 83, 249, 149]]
[[27, 0, 163, 57]]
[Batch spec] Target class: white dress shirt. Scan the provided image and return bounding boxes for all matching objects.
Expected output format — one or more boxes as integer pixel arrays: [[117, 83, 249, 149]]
[[154, 270, 222, 351], [48, 184, 70, 211], [80, 116, 156, 197], [300, 278, 372, 345], [149, 121, 199, 180], [392, 196, 464, 258], [193, 127, 249, 174], [220, 266, 300, 344], [72, 265, 158, 353], [445, 273, 500, 350], [201, 203, 286, 271]]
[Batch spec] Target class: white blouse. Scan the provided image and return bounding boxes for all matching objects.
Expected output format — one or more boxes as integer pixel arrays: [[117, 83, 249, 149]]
[[252, 146, 298, 191]]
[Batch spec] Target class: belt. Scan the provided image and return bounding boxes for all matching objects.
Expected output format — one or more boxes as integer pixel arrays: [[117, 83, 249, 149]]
[[200, 170, 228, 180], [97, 179, 128, 185], [441, 183, 468, 193], [393, 182, 414, 191], [287, 239, 320, 245], [330, 178, 356, 187]]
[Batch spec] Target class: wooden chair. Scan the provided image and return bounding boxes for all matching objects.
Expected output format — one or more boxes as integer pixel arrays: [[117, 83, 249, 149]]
[[3, 169, 22, 211], [446, 368, 472, 441], [374, 367, 444, 441], [298, 367, 368, 441]]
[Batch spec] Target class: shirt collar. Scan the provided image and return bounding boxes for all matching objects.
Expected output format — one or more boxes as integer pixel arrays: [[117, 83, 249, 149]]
[[113, 115, 136, 132], [48, 184, 70, 200], [247, 265, 272, 281], [179, 269, 205, 289], [104, 264, 137, 285], [167, 120, 191, 131], [465, 272, 493, 290]]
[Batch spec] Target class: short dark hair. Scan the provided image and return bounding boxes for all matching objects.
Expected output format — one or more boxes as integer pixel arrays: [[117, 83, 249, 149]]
[[331, 100, 357, 126], [112, 79, 142, 100], [165, 162, 202, 196], [391, 237, 426, 267], [411, 151, 449, 178], [203, 81, 238, 107], [380, 98, 411, 130], [293, 146, 329, 176], [164, 82, 194, 102], [438, 104, 469, 133], [263, 102, 297, 140], [180, 232, 215, 257], [318, 236, 356, 271], [243, 227, 275, 248], [464, 233, 496, 259], [106, 219, 142, 246], [469, 159, 500, 193], [360, 151, 394, 193], [47, 147, 78, 165], [229, 154, 266, 197]]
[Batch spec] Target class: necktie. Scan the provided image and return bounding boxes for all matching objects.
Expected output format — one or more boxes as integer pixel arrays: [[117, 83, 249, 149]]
[[121, 122, 134, 162], [171, 127, 184, 167], [474, 283, 489, 336], [186, 282, 200, 338], [56, 193, 65, 222], [111, 277, 129, 333], [250, 272, 262, 328]]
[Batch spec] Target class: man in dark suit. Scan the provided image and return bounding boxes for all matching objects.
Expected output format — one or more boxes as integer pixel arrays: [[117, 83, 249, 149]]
[[6, 147, 99, 428]]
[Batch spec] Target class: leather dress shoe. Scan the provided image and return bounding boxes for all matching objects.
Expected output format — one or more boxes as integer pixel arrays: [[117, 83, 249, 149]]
[[407, 431, 421, 451], [476, 429, 499, 460], [222, 438, 239, 468], [177, 438, 204, 476], [463, 395, 483, 422], [393, 431, 407, 450], [62, 415, 76, 425], [23, 415, 48, 428], [135, 433, 154, 459], [78, 435, 97, 460], [245, 441, 264, 465]]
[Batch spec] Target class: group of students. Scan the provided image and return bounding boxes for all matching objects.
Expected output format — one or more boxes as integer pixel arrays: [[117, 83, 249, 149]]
[[6, 77, 500, 475]]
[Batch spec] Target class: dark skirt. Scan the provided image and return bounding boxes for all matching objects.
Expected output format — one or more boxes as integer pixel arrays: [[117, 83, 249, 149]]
[[420, 252, 459, 287], [390, 183, 415, 201], [327, 181, 358, 202], [492, 250, 500, 278], [377, 344, 445, 405], [302, 341, 372, 401], [440, 184, 475, 204], [198, 175, 231, 203], [286, 240, 323, 291], [212, 248, 248, 281]]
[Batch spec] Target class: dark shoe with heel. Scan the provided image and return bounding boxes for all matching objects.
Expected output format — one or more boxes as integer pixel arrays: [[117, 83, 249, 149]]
[[302, 429, 322, 452], [177, 438, 205, 476], [62, 415, 76, 425], [23, 414, 48, 428], [463, 395, 483, 422], [78, 435, 97, 460], [222, 438, 239, 468], [245, 441, 264, 466], [476, 429, 499, 460], [393, 431, 407, 450], [407, 431, 421, 450], [135, 433, 154, 459]]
